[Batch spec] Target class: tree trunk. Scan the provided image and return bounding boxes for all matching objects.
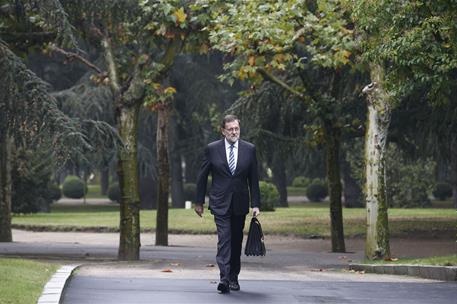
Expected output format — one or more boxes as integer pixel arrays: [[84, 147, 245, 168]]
[[271, 151, 288, 207], [170, 114, 185, 208], [342, 158, 363, 208], [100, 165, 110, 195], [323, 120, 346, 252], [156, 105, 171, 246], [362, 65, 391, 260], [117, 103, 141, 260], [0, 133, 12, 242], [451, 140, 457, 209]]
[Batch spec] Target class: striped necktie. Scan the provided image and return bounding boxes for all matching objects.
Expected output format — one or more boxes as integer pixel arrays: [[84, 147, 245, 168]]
[[228, 144, 235, 175]]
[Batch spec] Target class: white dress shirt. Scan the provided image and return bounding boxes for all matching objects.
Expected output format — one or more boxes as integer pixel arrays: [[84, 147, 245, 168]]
[[224, 138, 238, 171]]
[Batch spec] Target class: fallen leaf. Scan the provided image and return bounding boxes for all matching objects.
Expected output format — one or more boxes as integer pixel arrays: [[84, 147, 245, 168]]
[[161, 269, 173, 273], [205, 264, 215, 267]]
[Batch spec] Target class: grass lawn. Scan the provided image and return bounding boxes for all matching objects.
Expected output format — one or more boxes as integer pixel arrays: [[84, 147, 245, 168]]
[[364, 255, 457, 266], [12, 204, 456, 238], [0, 258, 59, 304], [85, 185, 107, 199]]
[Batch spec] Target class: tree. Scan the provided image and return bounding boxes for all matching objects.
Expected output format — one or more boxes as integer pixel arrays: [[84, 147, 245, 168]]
[[352, 0, 457, 259], [0, 0, 98, 242], [0, 41, 92, 241], [204, 0, 361, 252]]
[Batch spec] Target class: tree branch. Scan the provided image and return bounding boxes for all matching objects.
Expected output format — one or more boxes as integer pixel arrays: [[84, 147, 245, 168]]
[[48, 44, 103, 74], [257, 68, 305, 99], [101, 36, 121, 95]]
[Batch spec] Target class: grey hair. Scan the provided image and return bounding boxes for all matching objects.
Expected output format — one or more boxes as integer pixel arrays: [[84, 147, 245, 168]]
[[221, 114, 240, 129]]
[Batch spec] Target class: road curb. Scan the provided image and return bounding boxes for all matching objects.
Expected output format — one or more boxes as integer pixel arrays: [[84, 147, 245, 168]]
[[349, 263, 457, 281], [37, 264, 80, 304]]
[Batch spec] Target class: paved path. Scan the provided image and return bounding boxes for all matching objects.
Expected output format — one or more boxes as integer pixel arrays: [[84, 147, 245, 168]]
[[62, 263, 457, 304], [2, 230, 456, 303]]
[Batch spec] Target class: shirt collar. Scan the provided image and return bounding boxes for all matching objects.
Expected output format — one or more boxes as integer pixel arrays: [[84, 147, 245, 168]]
[[224, 138, 238, 149]]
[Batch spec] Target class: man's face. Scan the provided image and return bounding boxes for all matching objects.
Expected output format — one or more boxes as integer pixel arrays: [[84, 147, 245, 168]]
[[222, 120, 240, 143]]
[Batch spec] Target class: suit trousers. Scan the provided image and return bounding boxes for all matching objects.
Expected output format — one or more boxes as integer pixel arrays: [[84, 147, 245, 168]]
[[213, 207, 246, 283]]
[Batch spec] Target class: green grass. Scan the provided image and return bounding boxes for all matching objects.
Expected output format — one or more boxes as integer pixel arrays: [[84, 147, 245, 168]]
[[85, 185, 107, 199], [12, 204, 456, 238], [364, 255, 457, 266], [0, 258, 59, 304], [286, 186, 307, 196]]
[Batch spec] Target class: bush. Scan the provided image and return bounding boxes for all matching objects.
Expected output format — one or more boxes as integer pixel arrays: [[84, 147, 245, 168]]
[[62, 175, 87, 199], [433, 182, 452, 201], [259, 181, 278, 211], [386, 144, 435, 208], [108, 183, 121, 203], [306, 180, 328, 202], [291, 176, 311, 188], [47, 184, 62, 201], [184, 183, 197, 202]]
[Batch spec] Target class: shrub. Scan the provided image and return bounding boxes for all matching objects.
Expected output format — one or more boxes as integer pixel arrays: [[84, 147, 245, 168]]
[[433, 182, 452, 201], [306, 180, 328, 202], [386, 144, 435, 208], [183, 183, 197, 202], [259, 181, 278, 211], [108, 183, 121, 203], [47, 184, 62, 201], [62, 175, 87, 199], [291, 176, 311, 188]]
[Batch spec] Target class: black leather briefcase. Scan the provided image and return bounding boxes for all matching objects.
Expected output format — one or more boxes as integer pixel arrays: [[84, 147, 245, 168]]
[[244, 217, 266, 256]]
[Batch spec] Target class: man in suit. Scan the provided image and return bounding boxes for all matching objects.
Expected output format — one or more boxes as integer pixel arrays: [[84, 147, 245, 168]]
[[195, 114, 261, 294]]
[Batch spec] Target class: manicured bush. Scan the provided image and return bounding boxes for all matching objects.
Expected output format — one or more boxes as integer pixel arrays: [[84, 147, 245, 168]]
[[183, 183, 197, 202], [62, 175, 86, 199], [259, 181, 279, 211], [108, 183, 121, 203], [47, 184, 62, 201], [306, 180, 328, 202], [291, 176, 311, 188], [433, 182, 452, 201]]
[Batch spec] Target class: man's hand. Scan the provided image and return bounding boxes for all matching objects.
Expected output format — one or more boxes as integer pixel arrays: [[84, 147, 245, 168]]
[[194, 204, 204, 217], [252, 207, 260, 217]]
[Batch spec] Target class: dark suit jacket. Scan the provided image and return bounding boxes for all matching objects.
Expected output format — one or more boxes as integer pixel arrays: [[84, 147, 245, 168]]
[[196, 139, 261, 215]]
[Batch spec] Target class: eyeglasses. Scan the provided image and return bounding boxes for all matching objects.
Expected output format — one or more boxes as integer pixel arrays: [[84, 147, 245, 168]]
[[224, 127, 240, 133]]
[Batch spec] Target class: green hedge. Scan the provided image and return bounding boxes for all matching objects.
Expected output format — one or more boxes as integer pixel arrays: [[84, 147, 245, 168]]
[[259, 181, 278, 211], [62, 175, 87, 199]]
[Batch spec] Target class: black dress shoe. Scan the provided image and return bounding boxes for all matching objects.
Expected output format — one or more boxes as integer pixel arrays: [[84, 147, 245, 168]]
[[229, 280, 240, 291], [217, 282, 230, 294]]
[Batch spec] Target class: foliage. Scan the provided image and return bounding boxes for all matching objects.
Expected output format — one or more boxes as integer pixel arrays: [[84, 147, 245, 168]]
[[204, 0, 357, 86], [386, 144, 436, 208], [108, 182, 121, 203], [351, 0, 457, 104], [62, 175, 86, 199], [291, 176, 311, 188], [11, 148, 54, 213], [0, 258, 59, 304], [432, 182, 453, 201], [183, 183, 196, 202], [259, 181, 279, 211], [306, 179, 328, 202]]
